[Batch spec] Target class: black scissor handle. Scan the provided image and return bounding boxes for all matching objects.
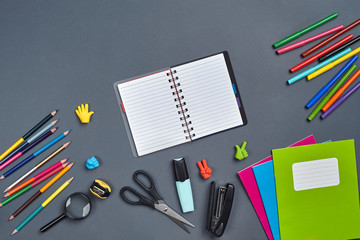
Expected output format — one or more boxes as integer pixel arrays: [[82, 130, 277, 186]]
[[120, 186, 155, 208], [133, 170, 162, 201]]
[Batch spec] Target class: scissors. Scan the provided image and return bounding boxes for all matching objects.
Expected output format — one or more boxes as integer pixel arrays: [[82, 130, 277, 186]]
[[120, 170, 195, 233]]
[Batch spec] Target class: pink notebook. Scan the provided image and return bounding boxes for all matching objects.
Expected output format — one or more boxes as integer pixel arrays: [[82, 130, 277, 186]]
[[237, 135, 316, 240]]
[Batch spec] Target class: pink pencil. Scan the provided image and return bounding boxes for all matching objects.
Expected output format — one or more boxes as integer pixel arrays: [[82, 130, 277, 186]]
[[276, 25, 343, 54]]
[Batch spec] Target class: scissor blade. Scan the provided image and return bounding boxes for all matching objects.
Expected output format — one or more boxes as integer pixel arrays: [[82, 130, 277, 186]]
[[155, 203, 195, 228], [166, 215, 191, 234]]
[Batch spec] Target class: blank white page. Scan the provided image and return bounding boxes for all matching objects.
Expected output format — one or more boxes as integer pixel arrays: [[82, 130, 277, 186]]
[[117, 70, 189, 156], [171, 53, 243, 140]]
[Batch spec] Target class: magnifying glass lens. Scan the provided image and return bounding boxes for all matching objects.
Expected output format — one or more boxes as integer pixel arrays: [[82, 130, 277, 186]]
[[66, 194, 91, 219]]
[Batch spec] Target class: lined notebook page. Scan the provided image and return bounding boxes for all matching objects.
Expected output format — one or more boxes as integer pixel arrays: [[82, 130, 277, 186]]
[[172, 53, 243, 140], [117, 70, 189, 156]]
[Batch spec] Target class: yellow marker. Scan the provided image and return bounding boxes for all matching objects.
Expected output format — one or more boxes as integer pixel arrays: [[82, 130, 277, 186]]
[[307, 46, 360, 80]]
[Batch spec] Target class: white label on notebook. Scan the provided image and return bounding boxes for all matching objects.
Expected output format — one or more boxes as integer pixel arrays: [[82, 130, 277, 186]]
[[292, 158, 339, 191]]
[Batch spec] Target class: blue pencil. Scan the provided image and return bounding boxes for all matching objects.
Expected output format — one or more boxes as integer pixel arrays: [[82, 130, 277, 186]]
[[305, 56, 358, 108], [1, 130, 71, 179]]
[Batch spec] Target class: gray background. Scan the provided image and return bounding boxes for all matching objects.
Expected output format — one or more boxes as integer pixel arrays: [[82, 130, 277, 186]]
[[0, 0, 360, 239]]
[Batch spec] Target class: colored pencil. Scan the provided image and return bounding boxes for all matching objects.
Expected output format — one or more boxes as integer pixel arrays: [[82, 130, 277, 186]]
[[319, 34, 360, 62], [306, 56, 358, 108], [290, 34, 353, 72], [307, 46, 360, 80], [3, 141, 71, 193], [3, 160, 67, 198], [1, 130, 71, 179], [302, 18, 360, 57], [0, 110, 58, 162], [9, 163, 74, 220], [287, 48, 351, 85], [0, 128, 58, 172], [307, 64, 356, 121], [276, 25, 343, 54], [273, 13, 338, 48], [11, 177, 73, 235], [0, 120, 58, 166], [321, 79, 360, 119], [322, 68, 360, 112]]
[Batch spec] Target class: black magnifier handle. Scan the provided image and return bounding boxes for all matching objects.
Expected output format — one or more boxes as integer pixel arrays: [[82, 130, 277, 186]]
[[40, 213, 67, 232]]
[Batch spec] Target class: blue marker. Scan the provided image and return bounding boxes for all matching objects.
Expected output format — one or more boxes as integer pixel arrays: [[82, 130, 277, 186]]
[[173, 158, 194, 213]]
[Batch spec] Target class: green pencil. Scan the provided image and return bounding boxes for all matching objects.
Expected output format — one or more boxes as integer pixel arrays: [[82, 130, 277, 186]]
[[307, 64, 356, 121], [273, 13, 338, 48], [0, 185, 31, 207]]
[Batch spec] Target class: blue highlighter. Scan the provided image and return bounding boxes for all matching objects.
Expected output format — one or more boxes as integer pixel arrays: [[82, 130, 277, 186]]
[[173, 158, 194, 213]]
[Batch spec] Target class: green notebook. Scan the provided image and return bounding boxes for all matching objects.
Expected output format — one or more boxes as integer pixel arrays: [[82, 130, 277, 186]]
[[272, 140, 360, 240]]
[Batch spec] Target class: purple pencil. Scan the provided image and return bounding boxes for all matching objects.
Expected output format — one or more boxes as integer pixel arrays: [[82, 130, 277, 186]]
[[321, 80, 360, 119]]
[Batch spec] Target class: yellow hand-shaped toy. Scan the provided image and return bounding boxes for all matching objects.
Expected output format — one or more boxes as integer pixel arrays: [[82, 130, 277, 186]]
[[75, 104, 94, 123]]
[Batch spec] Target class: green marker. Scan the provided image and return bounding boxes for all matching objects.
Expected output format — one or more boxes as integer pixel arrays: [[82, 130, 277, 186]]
[[308, 64, 356, 121], [273, 13, 338, 48]]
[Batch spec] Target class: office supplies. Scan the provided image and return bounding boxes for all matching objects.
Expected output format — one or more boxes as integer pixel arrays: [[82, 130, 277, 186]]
[[0, 127, 58, 172], [197, 159, 212, 179], [86, 156, 99, 169], [307, 64, 356, 121], [11, 177, 73, 235], [89, 179, 111, 199], [206, 181, 234, 237], [290, 35, 353, 72], [75, 104, 94, 123], [272, 13, 338, 48], [114, 52, 247, 157], [0, 110, 58, 162], [276, 25, 343, 54], [1, 130, 71, 178], [306, 56, 357, 108], [322, 68, 360, 112], [302, 18, 360, 57], [308, 46, 360, 80], [40, 192, 91, 232], [0, 120, 58, 166], [3, 160, 68, 199], [238, 135, 316, 240], [4, 141, 71, 193], [272, 140, 360, 240], [120, 170, 195, 233], [9, 163, 73, 220], [321, 80, 360, 119], [287, 48, 351, 85], [234, 141, 248, 160], [319, 34, 360, 62], [173, 158, 194, 213]]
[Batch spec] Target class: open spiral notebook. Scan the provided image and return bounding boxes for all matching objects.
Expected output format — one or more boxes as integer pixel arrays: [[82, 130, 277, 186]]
[[114, 51, 247, 157]]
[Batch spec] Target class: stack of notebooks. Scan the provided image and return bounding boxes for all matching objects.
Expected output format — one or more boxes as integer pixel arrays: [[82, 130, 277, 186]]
[[238, 135, 360, 240]]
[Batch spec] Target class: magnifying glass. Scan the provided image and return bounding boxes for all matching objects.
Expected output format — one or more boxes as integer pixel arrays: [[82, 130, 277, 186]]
[[40, 192, 92, 232]]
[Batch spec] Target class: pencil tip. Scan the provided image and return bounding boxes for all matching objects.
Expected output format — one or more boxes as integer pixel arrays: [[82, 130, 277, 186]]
[[52, 120, 59, 125], [67, 177, 74, 183], [51, 127, 58, 133], [9, 215, 14, 221], [60, 159, 67, 164], [11, 229, 17, 235], [0, 203, 2, 207], [0, 176, 4, 180], [3, 188, 8, 193], [68, 163, 74, 168], [64, 130, 71, 135], [4, 193, 9, 198], [63, 141, 71, 148], [51, 110, 58, 116]]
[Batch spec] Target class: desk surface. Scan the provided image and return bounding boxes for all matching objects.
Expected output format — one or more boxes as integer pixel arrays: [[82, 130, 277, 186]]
[[0, 1, 360, 239]]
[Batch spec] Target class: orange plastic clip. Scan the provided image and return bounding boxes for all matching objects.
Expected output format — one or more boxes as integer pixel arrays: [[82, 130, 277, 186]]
[[197, 159, 212, 179]]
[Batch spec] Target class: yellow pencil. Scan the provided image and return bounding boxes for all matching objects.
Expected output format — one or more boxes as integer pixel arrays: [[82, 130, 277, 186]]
[[307, 46, 360, 80]]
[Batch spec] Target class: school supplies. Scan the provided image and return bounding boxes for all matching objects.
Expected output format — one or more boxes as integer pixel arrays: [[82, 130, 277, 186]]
[[290, 34, 353, 72], [114, 52, 247, 156], [4, 141, 71, 193], [40, 192, 91, 232], [234, 141, 248, 160], [308, 64, 356, 121], [276, 25, 343, 54], [206, 181, 234, 237], [272, 140, 360, 240], [287, 48, 351, 85], [9, 163, 73, 220], [11, 177, 73, 235], [272, 13, 338, 48], [86, 156, 99, 170], [321, 80, 360, 119], [0, 110, 58, 162], [197, 159, 212, 179], [173, 158, 194, 213], [319, 34, 360, 62], [302, 18, 360, 57], [89, 179, 111, 199], [0, 127, 58, 172], [308, 46, 360, 80], [306, 56, 358, 108], [1, 130, 71, 179], [120, 170, 195, 233], [75, 104, 94, 123]]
